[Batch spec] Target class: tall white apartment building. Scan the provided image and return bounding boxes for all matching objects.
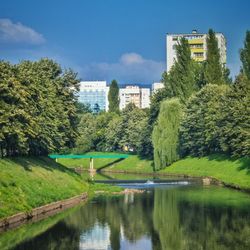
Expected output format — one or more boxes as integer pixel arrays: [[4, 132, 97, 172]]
[[166, 30, 227, 72], [78, 81, 109, 112], [152, 82, 164, 94], [119, 85, 150, 110]]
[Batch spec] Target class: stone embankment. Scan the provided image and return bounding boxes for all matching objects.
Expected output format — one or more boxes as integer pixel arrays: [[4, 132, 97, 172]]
[[0, 193, 88, 231]]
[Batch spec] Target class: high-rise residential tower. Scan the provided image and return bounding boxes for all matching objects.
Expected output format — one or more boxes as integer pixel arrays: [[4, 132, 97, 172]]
[[166, 30, 226, 72]]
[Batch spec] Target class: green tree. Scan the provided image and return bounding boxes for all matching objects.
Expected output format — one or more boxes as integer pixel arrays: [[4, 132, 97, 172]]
[[105, 115, 123, 151], [204, 29, 225, 85], [0, 58, 79, 157], [163, 37, 200, 104], [108, 79, 120, 113], [76, 102, 91, 115], [240, 30, 250, 79], [0, 61, 32, 156], [219, 74, 250, 157], [119, 103, 148, 153], [152, 98, 183, 170], [136, 88, 169, 159], [74, 113, 97, 153], [148, 87, 171, 126], [180, 84, 229, 157]]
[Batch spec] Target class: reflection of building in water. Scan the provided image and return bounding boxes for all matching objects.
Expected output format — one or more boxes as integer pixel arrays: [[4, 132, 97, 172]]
[[124, 192, 134, 204], [79, 223, 111, 249]]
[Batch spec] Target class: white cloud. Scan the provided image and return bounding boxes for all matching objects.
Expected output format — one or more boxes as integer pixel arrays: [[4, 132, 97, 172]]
[[80, 53, 165, 84], [0, 18, 45, 44], [120, 53, 144, 65]]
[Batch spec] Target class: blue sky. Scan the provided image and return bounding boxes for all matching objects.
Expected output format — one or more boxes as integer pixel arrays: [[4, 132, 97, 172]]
[[0, 0, 250, 85]]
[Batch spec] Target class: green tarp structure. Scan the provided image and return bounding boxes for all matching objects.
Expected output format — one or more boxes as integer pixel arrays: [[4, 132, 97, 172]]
[[49, 154, 129, 159]]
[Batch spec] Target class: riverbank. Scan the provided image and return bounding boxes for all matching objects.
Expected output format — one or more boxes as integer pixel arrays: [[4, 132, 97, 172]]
[[0, 157, 88, 219], [58, 152, 250, 191], [160, 154, 250, 190], [104, 154, 250, 191]]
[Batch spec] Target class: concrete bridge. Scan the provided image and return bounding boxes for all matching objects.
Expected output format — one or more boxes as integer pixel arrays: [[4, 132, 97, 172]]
[[49, 154, 129, 172]]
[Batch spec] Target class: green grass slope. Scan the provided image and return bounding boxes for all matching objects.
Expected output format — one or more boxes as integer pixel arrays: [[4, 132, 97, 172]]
[[0, 157, 88, 219], [160, 154, 250, 189], [58, 152, 153, 173]]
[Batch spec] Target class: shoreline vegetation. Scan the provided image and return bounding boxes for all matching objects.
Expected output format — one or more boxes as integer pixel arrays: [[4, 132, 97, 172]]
[[0, 152, 249, 225], [59, 152, 250, 190]]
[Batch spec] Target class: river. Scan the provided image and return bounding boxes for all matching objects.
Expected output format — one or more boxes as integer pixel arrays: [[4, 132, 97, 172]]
[[0, 174, 250, 250]]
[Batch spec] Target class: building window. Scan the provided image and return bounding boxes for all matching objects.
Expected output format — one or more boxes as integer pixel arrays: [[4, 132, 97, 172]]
[[194, 52, 204, 57], [190, 44, 203, 48]]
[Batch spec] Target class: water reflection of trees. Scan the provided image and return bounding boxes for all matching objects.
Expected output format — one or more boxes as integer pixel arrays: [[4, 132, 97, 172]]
[[12, 188, 250, 250], [153, 188, 250, 250], [62, 190, 250, 250]]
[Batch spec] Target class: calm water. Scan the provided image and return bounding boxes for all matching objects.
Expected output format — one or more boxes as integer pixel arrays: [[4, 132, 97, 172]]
[[1, 178, 250, 250]]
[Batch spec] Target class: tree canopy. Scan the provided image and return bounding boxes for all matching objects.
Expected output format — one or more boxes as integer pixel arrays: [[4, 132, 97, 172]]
[[0, 59, 79, 157]]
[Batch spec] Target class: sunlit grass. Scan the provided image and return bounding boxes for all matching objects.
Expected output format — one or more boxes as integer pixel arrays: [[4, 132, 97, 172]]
[[0, 157, 88, 219], [161, 154, 250, 189], [58, 152, 153, 173]]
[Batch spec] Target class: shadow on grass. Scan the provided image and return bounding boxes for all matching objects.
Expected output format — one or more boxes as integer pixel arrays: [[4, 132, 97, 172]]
[[237, 157, 250, 174], [97, 158, 126, 172], [7, 156, 80, 176], [207, 154, 250, 175]]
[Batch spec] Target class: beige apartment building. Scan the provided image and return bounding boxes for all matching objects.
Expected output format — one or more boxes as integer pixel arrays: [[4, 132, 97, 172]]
[[119, 85, 150, 110], [166, 30, 226, 72]]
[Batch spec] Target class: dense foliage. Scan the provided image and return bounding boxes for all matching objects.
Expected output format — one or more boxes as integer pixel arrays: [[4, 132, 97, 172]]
[[74, 103, 148, 154], [152, 29, 249, 168], [0, 58, 79, 157], [180, 84, 230, 156], [108, 79, 120, 113], [180, 40, 250, 158], [219, 75, 250, 157], [152, 98, 182, 170]]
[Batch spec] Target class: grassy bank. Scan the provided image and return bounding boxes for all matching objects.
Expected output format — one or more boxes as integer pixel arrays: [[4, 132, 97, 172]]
[[160, 154, 250, 189], [0, 157, 88, 219], [58, 152, 250, 190], [58, 152, 153, 173]]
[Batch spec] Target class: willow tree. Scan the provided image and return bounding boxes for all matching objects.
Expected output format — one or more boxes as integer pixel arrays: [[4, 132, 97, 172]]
[[152, 98, 182, 170]]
